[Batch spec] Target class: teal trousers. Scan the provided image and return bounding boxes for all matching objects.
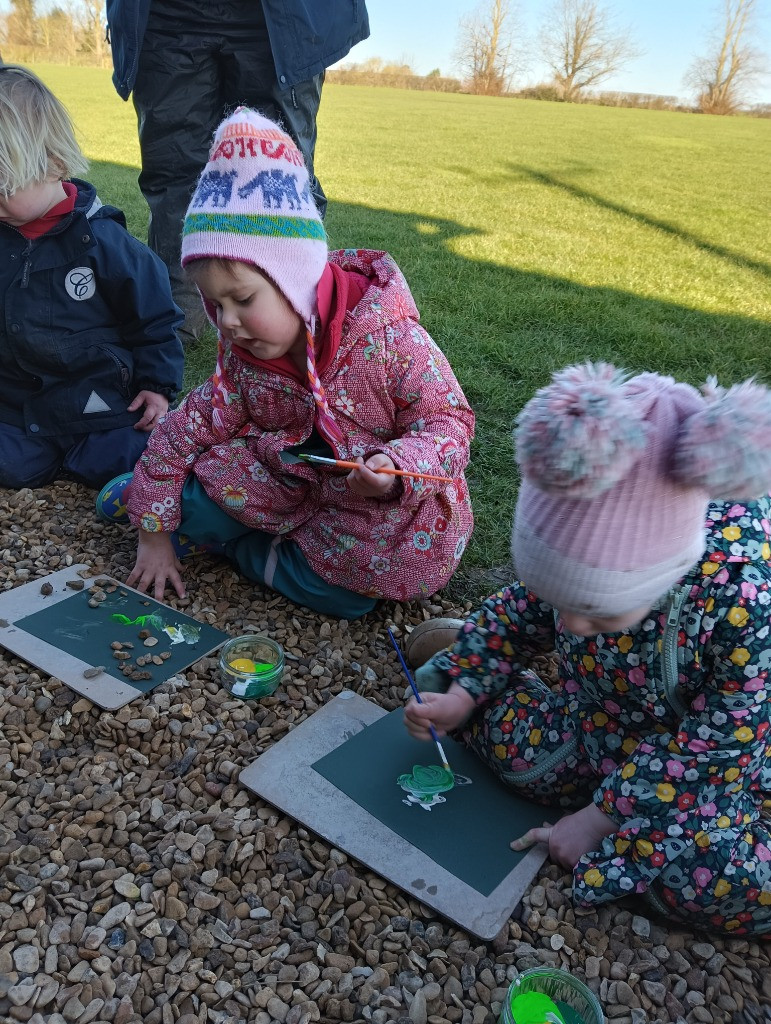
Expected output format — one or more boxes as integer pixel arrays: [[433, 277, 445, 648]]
[[179, 476, 376, 619]]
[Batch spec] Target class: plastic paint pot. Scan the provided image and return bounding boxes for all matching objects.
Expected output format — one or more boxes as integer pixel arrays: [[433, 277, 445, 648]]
[[499, 968, 604, 1024], [218, 635, 285, 699]]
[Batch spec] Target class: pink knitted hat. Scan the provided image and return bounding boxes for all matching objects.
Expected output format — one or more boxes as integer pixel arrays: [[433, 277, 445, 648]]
[[512, 363, 771, 617], [181, 107, 327, 323], [181, 108, 346, 444]]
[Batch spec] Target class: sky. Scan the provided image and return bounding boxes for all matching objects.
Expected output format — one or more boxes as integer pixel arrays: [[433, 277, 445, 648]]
[[335, 0, 771, 105]]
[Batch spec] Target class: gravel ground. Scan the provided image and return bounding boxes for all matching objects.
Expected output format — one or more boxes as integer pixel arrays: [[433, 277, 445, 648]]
[[1, 482, 770, 1024]]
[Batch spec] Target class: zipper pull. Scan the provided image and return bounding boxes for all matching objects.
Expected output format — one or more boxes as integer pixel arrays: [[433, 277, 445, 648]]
[[20, 242, 32, 289], [666, 599, 680, 628]]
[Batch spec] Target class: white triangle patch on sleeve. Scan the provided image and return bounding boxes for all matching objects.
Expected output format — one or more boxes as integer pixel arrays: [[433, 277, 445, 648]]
[[83, 391, 113, 414]]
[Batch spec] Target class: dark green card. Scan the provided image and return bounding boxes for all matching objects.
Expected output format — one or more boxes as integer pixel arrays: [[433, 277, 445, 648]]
[[312, 708, 553, 896], [16, 586, 227, 694]]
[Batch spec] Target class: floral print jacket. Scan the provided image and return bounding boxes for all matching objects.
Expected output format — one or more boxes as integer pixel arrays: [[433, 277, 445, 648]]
[[447, 498, 771, 906], [128, 250, 474, 600]]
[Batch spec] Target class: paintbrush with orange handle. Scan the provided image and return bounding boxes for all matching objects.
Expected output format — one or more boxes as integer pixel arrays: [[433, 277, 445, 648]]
[[280, 450, 455, 483]]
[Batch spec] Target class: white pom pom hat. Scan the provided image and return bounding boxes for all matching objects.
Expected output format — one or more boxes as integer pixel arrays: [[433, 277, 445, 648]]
[[512, 363, 771, 618]]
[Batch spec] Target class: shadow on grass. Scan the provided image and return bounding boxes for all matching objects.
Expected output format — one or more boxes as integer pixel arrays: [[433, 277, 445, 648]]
[[512, 164, 771, 281], [87, 160, 771, 603]]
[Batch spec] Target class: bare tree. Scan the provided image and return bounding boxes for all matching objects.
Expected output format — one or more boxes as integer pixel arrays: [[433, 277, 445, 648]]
[[685, 0, 767, 114], [38, 4, 78, 62], [454, 0, 524, 96], [7, 0, 39, 48], [539, 0, 640, 101], [76, 0, 106, 64]]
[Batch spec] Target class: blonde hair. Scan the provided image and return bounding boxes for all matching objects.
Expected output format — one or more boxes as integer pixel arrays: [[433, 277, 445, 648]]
[[0, 64, 89, 197]]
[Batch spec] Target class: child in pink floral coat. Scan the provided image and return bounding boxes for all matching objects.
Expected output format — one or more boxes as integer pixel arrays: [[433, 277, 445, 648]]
[[98, 109, 473, 618]]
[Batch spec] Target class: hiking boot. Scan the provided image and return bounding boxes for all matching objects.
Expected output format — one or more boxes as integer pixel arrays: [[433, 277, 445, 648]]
[[404, 617, 464, 668]]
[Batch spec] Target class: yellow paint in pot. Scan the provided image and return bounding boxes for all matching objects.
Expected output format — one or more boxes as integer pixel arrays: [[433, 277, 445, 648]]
[[228, 657, 273, 675]]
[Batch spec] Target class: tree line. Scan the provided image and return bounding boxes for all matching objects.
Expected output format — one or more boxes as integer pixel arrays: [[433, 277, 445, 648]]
[[1, 0, 107, 66], [336, 0, 768, 116], [2, 0, 768, 116]]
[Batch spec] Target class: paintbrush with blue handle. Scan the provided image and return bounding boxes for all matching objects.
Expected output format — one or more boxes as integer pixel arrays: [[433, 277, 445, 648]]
[[387, 627, 452, 774]]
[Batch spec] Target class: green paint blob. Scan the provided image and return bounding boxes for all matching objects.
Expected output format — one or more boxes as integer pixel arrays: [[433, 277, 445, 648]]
[[509, 992, 566, 1024], [111, 612, 164, 629], [397, 764, 455, 797]]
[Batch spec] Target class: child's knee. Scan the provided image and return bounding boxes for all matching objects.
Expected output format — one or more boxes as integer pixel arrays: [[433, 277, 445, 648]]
[[0, 456, 56, 489]]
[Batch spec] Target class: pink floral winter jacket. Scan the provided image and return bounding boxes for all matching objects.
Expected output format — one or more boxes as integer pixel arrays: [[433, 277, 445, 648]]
[[128, 250, 475, 601]]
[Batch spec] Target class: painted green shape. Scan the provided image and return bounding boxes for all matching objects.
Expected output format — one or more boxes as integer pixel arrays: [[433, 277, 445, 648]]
[[510, 992, 566, 1024], [111, 612, 164, 629], [14, 587, 228, 696], [397, 764, 455, 797]]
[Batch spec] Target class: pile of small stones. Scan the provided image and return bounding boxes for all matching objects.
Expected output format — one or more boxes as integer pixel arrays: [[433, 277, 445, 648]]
[[1, 484, 769, 1024]]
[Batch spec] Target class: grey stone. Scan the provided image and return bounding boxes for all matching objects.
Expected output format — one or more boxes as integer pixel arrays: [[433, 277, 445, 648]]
[[99, 902, 131, 930], [408, 989, 427, 1024], [631, 915, 650, 939], [641, 980, 666, 1006], [13, 944, 40, 974]]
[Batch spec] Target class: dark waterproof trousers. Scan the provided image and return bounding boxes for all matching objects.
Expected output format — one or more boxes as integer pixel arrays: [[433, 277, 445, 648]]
[[0, 422, 149, 490], [132, 0, 326, 343]]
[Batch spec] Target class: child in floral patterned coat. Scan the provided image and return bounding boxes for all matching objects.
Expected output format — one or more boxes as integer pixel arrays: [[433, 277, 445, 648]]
[[97, 108, 473, 618], [406, 363, 771, 936]]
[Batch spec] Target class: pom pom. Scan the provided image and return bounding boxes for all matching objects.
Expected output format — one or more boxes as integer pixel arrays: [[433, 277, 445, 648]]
[[672, 378, 771, 499], [515, 362, 648, 499]]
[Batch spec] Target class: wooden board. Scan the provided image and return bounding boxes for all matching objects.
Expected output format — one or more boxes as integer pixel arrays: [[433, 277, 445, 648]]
[[239, 691, 552, 940], [0, 565, 228, 710]]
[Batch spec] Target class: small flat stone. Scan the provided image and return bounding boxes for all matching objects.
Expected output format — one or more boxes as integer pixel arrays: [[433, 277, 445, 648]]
[[408, 989, 427, 1024], [13, 945, 40, 974], [641, 980, 666, 1006], [114, 876, 141, 899], [631, 915, 650, 938], [98, 902, 131, 930], [691, 942, 716, 960]]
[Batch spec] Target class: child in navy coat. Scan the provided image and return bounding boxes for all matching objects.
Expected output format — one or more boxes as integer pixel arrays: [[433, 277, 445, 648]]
[[0, 65, 183, 489]]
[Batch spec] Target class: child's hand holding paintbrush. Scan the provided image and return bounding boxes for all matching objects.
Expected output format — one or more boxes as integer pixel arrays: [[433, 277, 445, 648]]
[[347, 453, 402, 498], [279, 449, 456, 488], [388, 628, 475, 749], [404, 683, 476, 740]]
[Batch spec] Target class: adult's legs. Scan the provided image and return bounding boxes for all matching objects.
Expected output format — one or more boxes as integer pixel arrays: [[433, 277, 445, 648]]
[[132, 0, 223, 344], [218, 5, 327, 217], [0, 424, 64, 488]]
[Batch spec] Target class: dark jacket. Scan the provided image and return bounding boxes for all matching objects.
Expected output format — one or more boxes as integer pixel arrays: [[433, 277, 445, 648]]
[[0, 179, 184, 437], [106, 0, 370, 100]]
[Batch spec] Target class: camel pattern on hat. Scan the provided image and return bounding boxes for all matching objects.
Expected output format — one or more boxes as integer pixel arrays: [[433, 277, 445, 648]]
[[182, 110, 327, 324]]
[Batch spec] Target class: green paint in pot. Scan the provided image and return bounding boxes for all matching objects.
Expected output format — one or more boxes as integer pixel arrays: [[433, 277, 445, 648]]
[[509, 992, 566, 1023]]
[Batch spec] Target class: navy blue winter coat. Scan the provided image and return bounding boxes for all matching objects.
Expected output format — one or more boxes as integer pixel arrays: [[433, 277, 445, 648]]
[[106, 0, 371, 100], [0, 179, 184, 438]]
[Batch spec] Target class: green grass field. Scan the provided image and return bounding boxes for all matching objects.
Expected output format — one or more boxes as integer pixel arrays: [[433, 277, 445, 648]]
[[33, 65, 771, 599]]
